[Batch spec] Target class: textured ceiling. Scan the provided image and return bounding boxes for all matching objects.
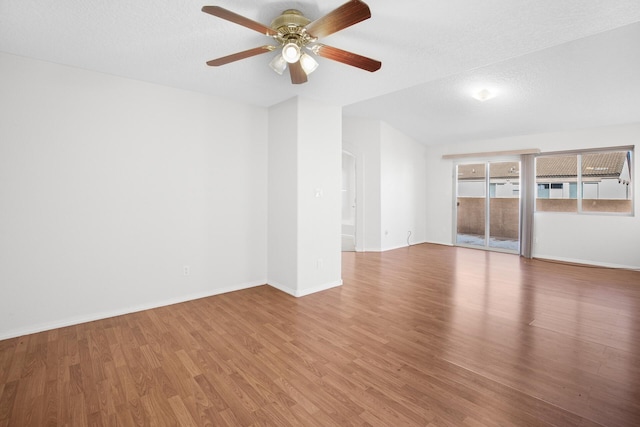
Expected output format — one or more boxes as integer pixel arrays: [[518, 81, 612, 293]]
[[345, 22, 640, 144], [2, 0, 640, 145]]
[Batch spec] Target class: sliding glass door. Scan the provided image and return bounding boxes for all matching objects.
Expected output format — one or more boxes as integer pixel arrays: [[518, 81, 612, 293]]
[[456, 160, 521, 253], [456, 163, 487, 248]]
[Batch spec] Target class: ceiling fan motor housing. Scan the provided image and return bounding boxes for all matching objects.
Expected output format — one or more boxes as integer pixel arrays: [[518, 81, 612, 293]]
[[270, 10, 314, 46]]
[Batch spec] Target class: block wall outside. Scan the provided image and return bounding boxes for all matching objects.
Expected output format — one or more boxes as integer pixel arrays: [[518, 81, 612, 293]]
[[458, 197, 632, 239]]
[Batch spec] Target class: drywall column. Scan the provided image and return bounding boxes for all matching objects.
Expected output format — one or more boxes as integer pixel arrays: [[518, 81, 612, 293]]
[[268, 97, 342, 297], [267, 98, 299, 292]]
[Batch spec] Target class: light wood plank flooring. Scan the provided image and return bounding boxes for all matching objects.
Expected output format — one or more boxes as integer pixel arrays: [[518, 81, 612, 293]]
[[1, 243, 639, 426]]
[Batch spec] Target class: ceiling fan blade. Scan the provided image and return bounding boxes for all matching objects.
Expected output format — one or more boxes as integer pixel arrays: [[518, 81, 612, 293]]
[[206, 46, 276, 66], [202, 6, 278, 36], [289, 61, 308, 84], [305, 0, 371, 39], [311, 44, 381, 72]]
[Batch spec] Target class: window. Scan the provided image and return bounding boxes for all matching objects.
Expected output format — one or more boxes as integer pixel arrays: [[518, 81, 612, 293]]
[[535, 149, 633, 214], [535, 154, 578, 212]]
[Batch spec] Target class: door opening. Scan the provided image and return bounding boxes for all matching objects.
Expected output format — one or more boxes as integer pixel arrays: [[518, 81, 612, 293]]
[[455, 160, 521, 253], [342, 151, 357, 251]]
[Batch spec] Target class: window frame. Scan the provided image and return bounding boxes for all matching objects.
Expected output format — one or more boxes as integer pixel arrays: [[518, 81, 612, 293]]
[[534, 146, 634, 216]]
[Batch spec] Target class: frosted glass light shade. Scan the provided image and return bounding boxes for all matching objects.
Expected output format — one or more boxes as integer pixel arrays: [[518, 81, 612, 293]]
[[269, 54, 287, 75], [300, 53, 319, 75], [282, 42, 301, 63]]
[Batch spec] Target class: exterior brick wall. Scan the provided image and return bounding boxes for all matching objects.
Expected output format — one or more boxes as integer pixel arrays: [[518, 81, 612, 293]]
[[457, 197, 519, 239], [458, 197, 632, 239]]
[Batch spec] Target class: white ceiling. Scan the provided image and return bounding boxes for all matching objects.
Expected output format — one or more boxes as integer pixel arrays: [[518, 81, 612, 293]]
[[2, 0, 640, 145]]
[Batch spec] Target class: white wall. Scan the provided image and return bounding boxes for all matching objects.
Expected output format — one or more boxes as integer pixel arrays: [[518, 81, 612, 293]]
[[343, 117, 427, 251], [598, 178, 629, 199], [0, 53, 268, 339], [343, 117, 382, 251], [268, 97, 342, 297], [458, 181, 485, 197], [267, 98, 298, 291], [425, 123, 640, 269], [495, 182, 518, 198], [342, 152, 356, 226], [380, 122, 427, 250], [296, 98, 342, 295]]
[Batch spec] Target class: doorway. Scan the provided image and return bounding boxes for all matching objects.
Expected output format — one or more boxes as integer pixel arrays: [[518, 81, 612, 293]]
[[455, 160, 521, 253], [342, 151, 357, 251]]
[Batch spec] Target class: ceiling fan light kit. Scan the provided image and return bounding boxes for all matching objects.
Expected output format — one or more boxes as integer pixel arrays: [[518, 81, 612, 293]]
[[202, 0, 381, 84]]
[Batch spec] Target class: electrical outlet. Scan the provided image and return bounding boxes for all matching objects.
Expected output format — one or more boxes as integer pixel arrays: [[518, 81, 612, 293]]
[[183, 266, 190, 276]]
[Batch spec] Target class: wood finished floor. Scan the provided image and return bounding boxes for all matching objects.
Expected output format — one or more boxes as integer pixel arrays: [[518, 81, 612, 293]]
[[1, 243, 639, 426]]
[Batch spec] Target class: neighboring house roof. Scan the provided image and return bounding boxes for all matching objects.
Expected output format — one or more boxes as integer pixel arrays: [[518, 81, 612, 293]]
[[458, 152, 628, 181], [537, 152, 626, 179], [535, 155, 577, 179]]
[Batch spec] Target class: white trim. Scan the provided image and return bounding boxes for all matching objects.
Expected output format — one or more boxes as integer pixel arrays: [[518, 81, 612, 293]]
[[533, 254, 640, 271], [424, 240, 455, 247], [1, 278, 349, 340], [361, 240, 428, 252], [381, 241, 427, 252], [443, 148, 540, 159], [267, 279, 343, 297], [295, 280, 343, 297], [537, 144, 634, 156], [0, 280, 266, 341], [266, 280, 298, 297]]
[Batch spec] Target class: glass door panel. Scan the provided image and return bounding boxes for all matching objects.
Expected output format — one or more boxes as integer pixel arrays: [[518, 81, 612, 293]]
[[456, 160, 520, 253], [456, 163, 486, 247], [488, 162, 520, 251]]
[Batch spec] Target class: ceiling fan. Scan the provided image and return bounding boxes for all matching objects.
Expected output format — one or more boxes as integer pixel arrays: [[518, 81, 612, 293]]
[[201, 0, 381, 84]]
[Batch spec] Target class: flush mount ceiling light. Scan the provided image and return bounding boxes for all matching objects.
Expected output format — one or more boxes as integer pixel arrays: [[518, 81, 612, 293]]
[[472, 88, 496, 102], [202, 1, 382, 84]]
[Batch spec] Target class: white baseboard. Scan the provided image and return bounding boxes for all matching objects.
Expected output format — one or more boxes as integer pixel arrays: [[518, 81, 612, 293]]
[[380, 244, 408, 251], [296, 280, 343, 297], [266, 280, 298, 297], [268, 279, 343, 297], [0, 280, 266, 341], [423, 240, 454, 247], [363, 240, 429, 252], [0, 277, 349, 341], [532, 254, 640, 271]]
